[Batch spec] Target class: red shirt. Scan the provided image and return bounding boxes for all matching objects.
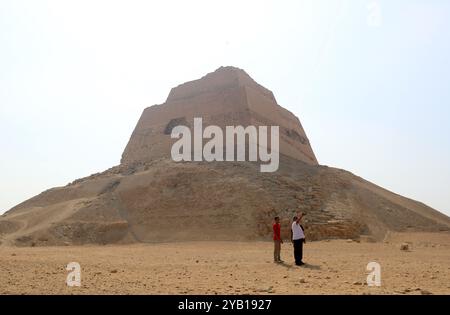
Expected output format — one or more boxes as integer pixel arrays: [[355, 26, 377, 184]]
[[273, 223, 281, 241]]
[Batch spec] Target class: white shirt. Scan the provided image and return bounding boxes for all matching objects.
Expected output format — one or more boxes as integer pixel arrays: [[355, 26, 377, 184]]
[[292, 222, 305, 240]]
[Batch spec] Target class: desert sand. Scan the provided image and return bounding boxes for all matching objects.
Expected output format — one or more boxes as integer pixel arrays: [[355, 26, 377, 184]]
[[1, 232, 449, 295]]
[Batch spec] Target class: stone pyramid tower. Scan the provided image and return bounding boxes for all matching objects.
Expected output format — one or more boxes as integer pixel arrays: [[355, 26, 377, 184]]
[[1, 66, 449, 246], [121, 66, 318, 166]]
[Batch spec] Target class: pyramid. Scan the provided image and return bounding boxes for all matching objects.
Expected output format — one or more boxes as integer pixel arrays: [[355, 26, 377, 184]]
[[1, 67, 449, 246]]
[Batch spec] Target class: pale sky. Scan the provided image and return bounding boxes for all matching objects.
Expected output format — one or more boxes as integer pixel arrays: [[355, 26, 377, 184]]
[[1, 0, 449, 216]]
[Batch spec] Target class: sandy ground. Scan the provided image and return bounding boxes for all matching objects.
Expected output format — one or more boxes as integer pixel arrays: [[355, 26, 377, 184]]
[[0, 232, 449, 295]]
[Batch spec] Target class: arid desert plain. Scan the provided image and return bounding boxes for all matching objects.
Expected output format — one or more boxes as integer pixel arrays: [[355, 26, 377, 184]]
[[1, 232, 449, 295]]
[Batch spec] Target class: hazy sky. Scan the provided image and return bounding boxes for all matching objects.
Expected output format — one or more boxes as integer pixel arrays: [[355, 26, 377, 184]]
[[1, 0, 449, 216]]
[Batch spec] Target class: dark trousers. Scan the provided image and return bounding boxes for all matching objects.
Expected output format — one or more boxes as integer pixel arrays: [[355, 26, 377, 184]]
[[293, 239, 304, 264]]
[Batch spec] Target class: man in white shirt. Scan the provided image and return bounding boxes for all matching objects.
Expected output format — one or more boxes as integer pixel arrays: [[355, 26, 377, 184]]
[[291, 213, 306, 266]]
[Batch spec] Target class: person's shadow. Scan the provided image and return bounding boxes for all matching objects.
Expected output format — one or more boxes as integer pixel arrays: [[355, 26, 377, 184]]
[[302, 263, 321, 270], [277, 262, 321, 270]]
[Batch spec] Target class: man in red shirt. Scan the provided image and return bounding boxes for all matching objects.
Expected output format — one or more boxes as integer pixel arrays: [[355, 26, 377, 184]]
[[273, 216, 283, 263]]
